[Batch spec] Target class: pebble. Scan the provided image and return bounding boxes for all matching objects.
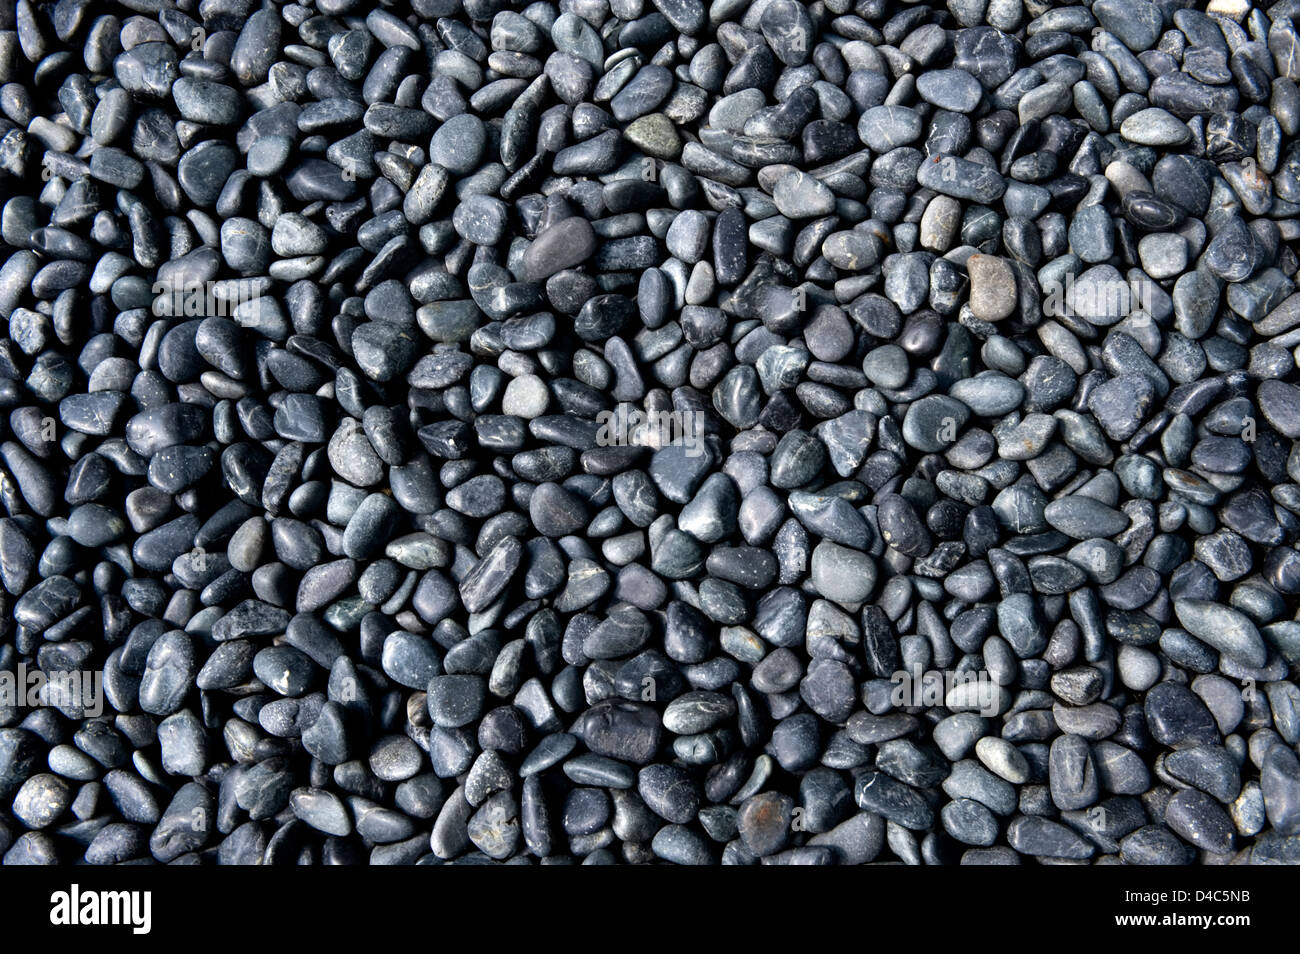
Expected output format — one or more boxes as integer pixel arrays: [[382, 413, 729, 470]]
[[965, 254, 1017, 322], [737, 791, 795, 856], [521, 217, 598, 282], [773, 171, 836, 219], [430, 115, 486, 175], [0, 0, 1293, 873], [917, 70, 984, 113], [1173, 600, 1268, 668], [1121, 108, 1192, 146]]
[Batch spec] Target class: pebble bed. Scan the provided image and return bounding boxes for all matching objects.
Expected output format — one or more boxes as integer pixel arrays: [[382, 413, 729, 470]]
[[0, 0, 1299, 866]]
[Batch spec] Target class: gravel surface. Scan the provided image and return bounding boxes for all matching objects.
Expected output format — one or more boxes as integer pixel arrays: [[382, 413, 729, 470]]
[[1, 0, 1299, 865]]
